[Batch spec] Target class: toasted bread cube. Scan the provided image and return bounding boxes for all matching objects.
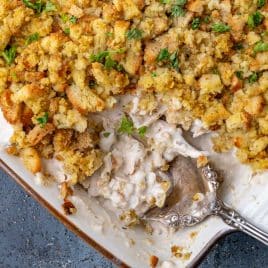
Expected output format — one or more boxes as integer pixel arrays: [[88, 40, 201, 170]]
[[21, 147, 42, 174], [199, 74, 223, 95], [244, 96, 264, 115], [66, 84, 105, 114]]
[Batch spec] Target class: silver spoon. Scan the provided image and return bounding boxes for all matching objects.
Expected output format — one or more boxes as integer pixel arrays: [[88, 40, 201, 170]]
[[143, 155, 268, 245]]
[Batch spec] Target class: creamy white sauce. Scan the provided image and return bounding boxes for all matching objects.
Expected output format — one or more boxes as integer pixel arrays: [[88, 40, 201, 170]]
[[84, 96, 208, 217]]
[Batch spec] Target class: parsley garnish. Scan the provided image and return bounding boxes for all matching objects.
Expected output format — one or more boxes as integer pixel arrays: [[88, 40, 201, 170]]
[[138, 126, 147, 137], [234, 43, 244, 50], [37, 112, 48, 128], [171, 5, 185, 17], [126, 28, 143, 40], [211, 22, 230, 33], [203, 16, 210, 24], [64, 28, 70, 35], [69, 16, 78, 24], [44, 1, 57, 12], [156, 48, 179, 71], [254, 41, 268, 53], [191, 18, 201, 30], [22, 0, 56, 13], [61, 14, 68, 23], [151, 72, 157, 77], [248, 11, 263, 28], [2, 46, 16, 65], [235, 71, 243, 80], [258, 0, 266, 8], [157, 48, 170, 62], [103, 132, 111, 138], [25, 33, 39, 45], [160, 0, 170, 4], [23, 0, 43, 13], [118, 116, 134, 134], [248, 72, 258, 83], [90, 50, 125, 72]]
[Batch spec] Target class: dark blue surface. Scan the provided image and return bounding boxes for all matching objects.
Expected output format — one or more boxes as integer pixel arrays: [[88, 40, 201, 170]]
[[0, 168, 267, 268]]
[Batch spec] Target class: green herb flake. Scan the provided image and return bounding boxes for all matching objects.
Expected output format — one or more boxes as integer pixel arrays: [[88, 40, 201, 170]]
[[90, 51, 110, 62], [160, 0, 170, 4], [104, 56, 117, 70], [61, 14, 69, 23], [157, 48, 170, 62], [2, 46, 17, 65], [103, 132, 111, 138], [151, 72, 157, 77], [69, 15, 78, 24], [247, 11, 263, 28], [254, 41, 268, 53], [138, 126, 147, 137], [248, 72, 258, 83], [211, 22, 230, 33], [169, 50, 179, 71], [235, 71, 243, 80], [203, 16, 210, 24], [171, 5, 185, 17], [106, 32, 113, 37], [25, 33, 39, 45], [118, 116, 134, 134], [44, 1, 57, 12], [234, 43, 244, 50], [258, 0, 266, 8], [126, 28, 143, 40], [63, 28, 70, 35], [191, 17, 201, 30], [37, 112, 48, 128], [22, 0, 43, 13], [175, 0, 187, 5]]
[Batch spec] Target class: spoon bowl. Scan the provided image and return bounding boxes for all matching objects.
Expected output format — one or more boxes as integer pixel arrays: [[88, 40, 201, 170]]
[[143, 155, 268, 245]]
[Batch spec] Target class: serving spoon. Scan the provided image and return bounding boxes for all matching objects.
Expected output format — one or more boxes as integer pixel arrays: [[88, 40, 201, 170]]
[[143, 155, 268, 245]]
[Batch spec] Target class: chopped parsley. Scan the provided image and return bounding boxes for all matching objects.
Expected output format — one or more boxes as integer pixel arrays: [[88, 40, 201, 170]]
[[103, 132, 111, 138], [157, 48, 170, 61], [234, 43, 244, 50], [22, 0, 56, 13], [235, 71, 243, 80], [61, 14, 68, 23], [248, 11, 263, 28], [138, 126, 147, 137], [258, 0, 266, 8], [22, 0, 43, 13], [156, 48, 179, 71], [37, 112, 48, 128], [211, 22, 230, 33], [169, 0, 187, 17], [254, 41, 268, 53], [191, 18, 201, 30], [44, 1, 57, 12], [248, 72, 258, 83], [63, 28, 70, 35], [69, 16, 78, 24], [118, 116, 134, 134], [90, 50, 125, 72], [106, 32, 113, 37], [203, 16, 210, 24], [25, 33, 39, 45], [151, 72, 157, 77], [126, 28, 143, 40], [169, 50, 179, 71], [171, 5, 185, 17], [160, 0, 170, 3], [2, 46, 16, 65]]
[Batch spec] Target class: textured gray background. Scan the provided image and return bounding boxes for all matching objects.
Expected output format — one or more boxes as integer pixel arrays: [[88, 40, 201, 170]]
[[0, 168, 267, 268]]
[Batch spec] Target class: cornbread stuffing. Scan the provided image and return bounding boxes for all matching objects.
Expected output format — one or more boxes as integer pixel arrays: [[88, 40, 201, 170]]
[[1, 0, 268, 219]]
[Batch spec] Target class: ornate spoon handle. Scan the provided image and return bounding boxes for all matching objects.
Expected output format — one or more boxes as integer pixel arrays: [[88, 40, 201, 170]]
[[214, 200, 268, 246]]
